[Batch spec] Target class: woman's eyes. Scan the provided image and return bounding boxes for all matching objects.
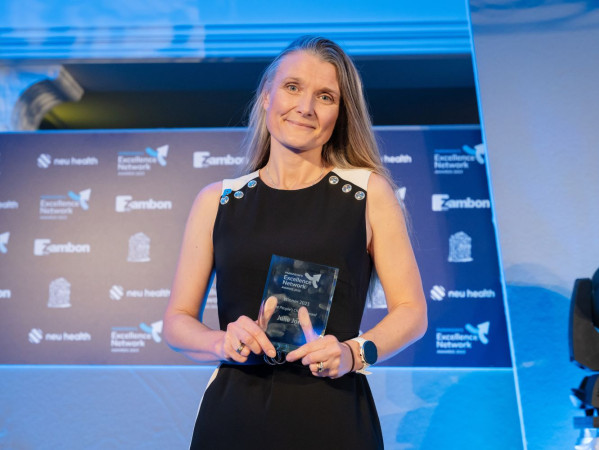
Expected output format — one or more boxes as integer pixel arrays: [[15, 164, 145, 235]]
[[284, 84, 335, 103]]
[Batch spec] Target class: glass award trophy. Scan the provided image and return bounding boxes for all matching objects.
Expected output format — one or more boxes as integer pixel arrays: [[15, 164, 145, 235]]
[[258, 255, 339, 364]]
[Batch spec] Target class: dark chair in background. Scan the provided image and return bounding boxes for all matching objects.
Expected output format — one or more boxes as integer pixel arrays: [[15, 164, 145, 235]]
[[569, 268, 599, 447]]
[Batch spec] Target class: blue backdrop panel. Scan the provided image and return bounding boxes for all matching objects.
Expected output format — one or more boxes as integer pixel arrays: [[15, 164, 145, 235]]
[[369, 126, 511, 367], [0, 126, 511, 367]]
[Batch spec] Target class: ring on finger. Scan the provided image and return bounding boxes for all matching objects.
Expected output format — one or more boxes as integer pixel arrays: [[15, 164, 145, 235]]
[[317, 361, 324, 373], [235, 343, 246, 354]]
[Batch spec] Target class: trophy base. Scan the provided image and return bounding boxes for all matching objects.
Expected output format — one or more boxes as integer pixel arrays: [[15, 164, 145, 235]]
[[264, 350, 287, 365]]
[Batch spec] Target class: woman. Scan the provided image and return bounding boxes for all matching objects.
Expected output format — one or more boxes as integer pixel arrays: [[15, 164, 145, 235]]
[[164, 36, 427, 449]]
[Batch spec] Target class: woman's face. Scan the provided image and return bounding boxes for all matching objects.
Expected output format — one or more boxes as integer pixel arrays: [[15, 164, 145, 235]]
[[263, 51, 340, 155]]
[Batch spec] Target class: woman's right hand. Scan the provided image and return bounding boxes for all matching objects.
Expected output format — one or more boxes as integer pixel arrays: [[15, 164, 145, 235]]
[[222, 315, 277, 363]]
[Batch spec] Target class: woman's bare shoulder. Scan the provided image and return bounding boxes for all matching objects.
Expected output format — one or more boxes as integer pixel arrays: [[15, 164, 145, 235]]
[[366, 172, 399, 206], [188, 181, 223, 221], [198, 181, 223, 200]]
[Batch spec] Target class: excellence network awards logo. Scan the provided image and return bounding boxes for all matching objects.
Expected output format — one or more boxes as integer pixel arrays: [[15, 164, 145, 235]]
[[0, 232, 9, 254], [304, 273, 321, 288], [110, 320, 163, 353], [435, 321, 490, 355], [117, 145, 169, 176], [39, 188, 91, 220], [280, 271, 322, 293], [433, 143, 485, 175]]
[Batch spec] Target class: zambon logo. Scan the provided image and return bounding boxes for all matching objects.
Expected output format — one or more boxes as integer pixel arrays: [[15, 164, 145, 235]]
[[193, 151, 245, 168], [34, 239, 90, 256], [431, 194, 490, 212], [115, 195, 172, 212]]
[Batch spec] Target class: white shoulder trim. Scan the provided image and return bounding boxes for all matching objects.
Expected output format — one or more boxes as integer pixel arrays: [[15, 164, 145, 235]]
[[332, 167, 372, 191], [222, 170, 259, 194]]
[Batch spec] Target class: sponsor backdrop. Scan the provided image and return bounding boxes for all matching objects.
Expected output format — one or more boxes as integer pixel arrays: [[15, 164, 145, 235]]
[[0, 126, 511, 367]]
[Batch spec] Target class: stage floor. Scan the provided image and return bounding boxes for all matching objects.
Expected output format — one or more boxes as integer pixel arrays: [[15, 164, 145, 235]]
[[0, 366, 523, 449]]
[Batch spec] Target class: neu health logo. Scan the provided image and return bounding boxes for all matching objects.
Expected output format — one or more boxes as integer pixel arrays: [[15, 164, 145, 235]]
[[430, 285, 446, 301], [37, 154, 52, 168], [0, 232, 9, 253], [29, 328, 44, 344], [110, 285, 125, 301]]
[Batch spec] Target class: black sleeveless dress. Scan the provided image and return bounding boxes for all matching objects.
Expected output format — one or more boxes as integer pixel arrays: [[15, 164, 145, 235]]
[[190, 168, 384, 450]]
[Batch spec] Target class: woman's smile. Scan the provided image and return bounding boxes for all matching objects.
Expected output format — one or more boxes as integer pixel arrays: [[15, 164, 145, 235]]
[[285, 118, 316, 129]]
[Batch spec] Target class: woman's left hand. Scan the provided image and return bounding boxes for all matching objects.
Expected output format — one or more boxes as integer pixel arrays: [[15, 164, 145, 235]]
[[285, 307, 354, 378], [286, 335, 354, 378]]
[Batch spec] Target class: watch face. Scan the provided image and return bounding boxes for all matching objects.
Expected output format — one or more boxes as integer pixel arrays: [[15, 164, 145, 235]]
[[363, 340, 378, 365]]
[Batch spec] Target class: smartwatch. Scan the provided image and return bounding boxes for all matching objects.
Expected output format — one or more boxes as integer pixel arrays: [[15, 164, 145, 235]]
[[351, 337, 378, 375]]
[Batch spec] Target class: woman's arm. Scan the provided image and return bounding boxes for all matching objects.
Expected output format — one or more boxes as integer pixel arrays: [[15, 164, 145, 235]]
[[351, 172, 427, 364], [163, 181, 225, 362], [163, 181, 276, 364], [286, 173, 427, 376]]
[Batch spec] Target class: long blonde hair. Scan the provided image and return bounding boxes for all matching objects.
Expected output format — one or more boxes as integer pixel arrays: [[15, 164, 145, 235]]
[[242, 35, 392, 184]]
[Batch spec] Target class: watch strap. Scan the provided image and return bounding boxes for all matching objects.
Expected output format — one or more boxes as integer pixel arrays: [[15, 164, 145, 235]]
[[350, 337, 372, 375]]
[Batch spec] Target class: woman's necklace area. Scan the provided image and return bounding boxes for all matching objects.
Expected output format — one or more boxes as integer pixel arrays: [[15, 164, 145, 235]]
[[265, 164, 325, 190]]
